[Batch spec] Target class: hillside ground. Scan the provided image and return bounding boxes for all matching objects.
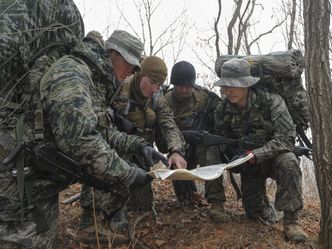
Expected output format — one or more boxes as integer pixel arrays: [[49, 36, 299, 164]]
[[59, 160, 320, 249]]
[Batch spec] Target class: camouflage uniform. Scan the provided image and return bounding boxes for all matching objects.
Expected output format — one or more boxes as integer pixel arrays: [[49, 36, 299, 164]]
[[164, 86, 225, 202], [112, 61, 185, 210], [0, 36, 146, 249], [211, 58, 305, 233], [0, 1, 84, 248], [211, 88, 303, 219]]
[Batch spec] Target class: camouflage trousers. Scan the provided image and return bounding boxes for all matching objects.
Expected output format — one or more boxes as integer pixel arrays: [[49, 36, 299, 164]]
[[79, 183, 129, 228], [240, 152, 303, 218], [80, 156, 152, 216], [0, 171, 60, 249], [199, 144, 226, 202]]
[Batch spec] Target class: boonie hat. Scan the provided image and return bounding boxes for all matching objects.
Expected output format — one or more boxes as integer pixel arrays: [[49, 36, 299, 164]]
[[105, 30, 144, 68], [214, 58, 259, 87]]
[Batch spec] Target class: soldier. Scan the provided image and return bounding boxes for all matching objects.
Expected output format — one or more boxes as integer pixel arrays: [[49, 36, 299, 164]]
[[210, 58, 308, 242], [76, 32, 171, 240], [164, 61, 231, 224], [0, 27, 166, 249], [109, 55, 187, 229]]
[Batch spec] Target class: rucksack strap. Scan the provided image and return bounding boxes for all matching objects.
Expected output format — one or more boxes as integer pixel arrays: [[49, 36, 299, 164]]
[[15, 114, 49, 233]]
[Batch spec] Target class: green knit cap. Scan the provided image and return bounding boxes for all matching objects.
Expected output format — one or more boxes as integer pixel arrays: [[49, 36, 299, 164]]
[[141, 56, 168, 84]]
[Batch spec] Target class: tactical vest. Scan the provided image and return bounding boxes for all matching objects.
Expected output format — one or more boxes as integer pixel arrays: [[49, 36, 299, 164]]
[[164, 85, 218, 130], [114, 76, 157, 143]]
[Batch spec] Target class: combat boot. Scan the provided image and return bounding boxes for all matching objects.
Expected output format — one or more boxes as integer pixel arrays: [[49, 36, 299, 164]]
[[283, 211, 308, 242], [76, 210, 110, 244], [109, 208, 128, 231], [208, 200, 231, 224]]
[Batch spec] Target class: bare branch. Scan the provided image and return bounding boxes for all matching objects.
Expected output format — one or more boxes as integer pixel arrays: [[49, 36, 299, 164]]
[[214, 0, 222, 58], [235, 0, 255, 54], [248, 18, 286, 48], [227, 0, 243, 54], [288, 0, 297, 49]]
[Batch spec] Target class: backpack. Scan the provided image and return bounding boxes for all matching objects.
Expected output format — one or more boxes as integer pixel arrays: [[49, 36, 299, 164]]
[[0, 0, 84, 149], [215, 50, 311, 148], [0, 0, 84, 232]]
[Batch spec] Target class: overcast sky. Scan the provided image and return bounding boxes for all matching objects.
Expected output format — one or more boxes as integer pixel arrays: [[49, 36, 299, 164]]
[[73, 0, 290, 85]]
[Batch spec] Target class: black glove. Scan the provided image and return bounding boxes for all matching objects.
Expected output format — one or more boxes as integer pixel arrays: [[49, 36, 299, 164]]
[[181, 130, 203, 145], [130, 168, 153, 188], [172, 180, 197, 202], [141, 144, 168, 168]]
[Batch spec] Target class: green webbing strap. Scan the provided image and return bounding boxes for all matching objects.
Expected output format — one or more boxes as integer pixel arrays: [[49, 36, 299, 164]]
[[33, 103, 44, 141], [15, 114, 25, 221], [24, 180, 49, 233]]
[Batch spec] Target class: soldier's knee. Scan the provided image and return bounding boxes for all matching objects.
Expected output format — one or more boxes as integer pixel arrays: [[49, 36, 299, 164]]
[[274, 152, 301, 173]]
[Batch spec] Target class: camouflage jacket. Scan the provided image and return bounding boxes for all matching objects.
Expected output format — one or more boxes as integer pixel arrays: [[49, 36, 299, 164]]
[[39, 39, 145, 187], [164, 85, 221, 131], [214, 88, 296, 163], [112, 74, 185, 151]]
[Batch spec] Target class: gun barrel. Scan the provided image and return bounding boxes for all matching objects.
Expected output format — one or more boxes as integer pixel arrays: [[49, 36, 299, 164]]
[[202, 131, 238, 147]]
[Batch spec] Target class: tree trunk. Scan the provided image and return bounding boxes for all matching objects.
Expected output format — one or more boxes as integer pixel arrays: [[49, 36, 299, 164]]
[[303, 0, 332, 248]]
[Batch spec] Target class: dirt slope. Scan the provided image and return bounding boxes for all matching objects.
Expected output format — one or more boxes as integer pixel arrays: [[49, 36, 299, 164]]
[[59, 180, 320, 249]]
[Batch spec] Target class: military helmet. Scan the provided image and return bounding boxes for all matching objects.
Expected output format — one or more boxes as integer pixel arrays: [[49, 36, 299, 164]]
[[214, 58, 260, 87], [170, 61, 196, 86]]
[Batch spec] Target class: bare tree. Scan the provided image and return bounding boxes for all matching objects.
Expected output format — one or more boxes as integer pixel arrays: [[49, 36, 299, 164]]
[[227, 0, 243, 55], [303, 0, 332, 248], [113, 0, 189, 63], [277, 0, 304, 51], [287, 0, 296, 49], [214, 0, 222, 58], [216, 0, 286, 55]]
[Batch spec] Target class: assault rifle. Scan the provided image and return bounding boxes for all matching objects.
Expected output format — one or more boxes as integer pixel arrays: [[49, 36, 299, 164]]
[[3, 142, 128, 197], [202, 131, 312, 158]]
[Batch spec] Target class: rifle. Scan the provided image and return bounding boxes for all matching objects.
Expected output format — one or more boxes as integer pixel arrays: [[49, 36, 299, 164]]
[[202, 131, 312, 158], [3, 142, 128, 197]]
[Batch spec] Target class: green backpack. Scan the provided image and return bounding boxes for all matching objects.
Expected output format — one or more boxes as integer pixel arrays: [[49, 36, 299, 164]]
[[0, 0, 84, 155], [215, 50, 311, 149]]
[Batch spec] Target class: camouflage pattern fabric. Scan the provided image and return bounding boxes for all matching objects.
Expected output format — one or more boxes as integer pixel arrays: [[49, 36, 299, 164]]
[[111, 74, 185, 210], [0, 1, 84, 248], [0, 39, 146, 248], [164, 85, 226, 202], [252, 76, 310, 130], [209, 88, 303, 217], [0, 0, 84, 89], [0, 169, 60, 249]]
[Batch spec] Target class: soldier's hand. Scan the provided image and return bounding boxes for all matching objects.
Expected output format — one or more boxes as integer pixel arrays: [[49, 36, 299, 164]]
[[130, 168, 153, 188], [140, 144, 168, 168], [168, 153, 187, 169], [182, 130, 203, 145]]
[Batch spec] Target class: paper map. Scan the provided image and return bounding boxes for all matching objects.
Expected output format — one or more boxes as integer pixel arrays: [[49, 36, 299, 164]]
[[148, 153, 254, 181]]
